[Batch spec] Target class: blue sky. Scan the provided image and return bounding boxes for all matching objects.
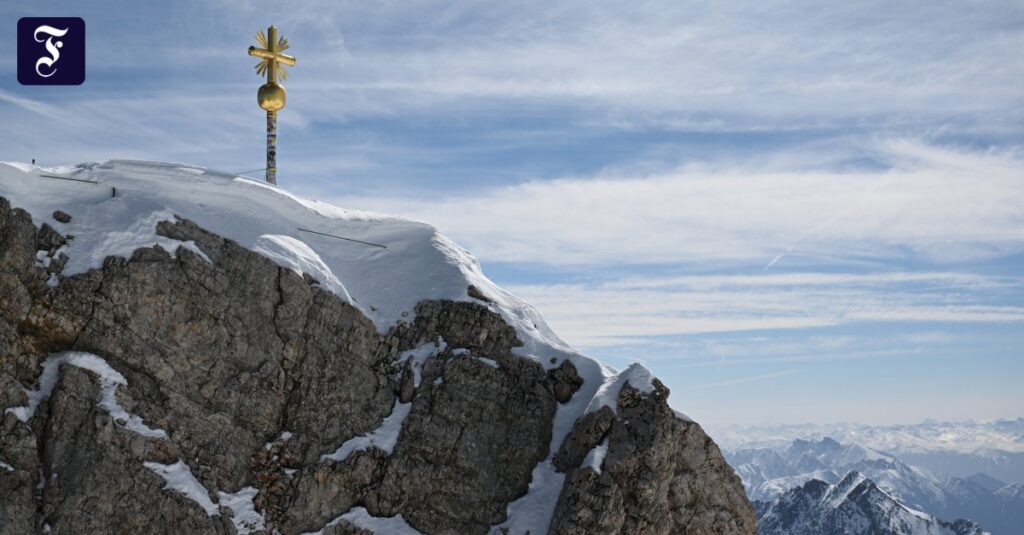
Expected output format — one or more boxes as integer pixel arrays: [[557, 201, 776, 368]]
[[2, 0, 1023, 425]]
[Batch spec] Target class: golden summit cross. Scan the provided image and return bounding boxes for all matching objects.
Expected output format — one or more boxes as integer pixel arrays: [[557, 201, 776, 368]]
[[248, 25, 296, 185]]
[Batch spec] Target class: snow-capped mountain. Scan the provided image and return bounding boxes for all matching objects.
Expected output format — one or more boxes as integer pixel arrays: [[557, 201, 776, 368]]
[[711, 419, 1024, 483], [730, 437, 932, 503], [726, 437, 1023, 534], [756, 472, 987, 535]]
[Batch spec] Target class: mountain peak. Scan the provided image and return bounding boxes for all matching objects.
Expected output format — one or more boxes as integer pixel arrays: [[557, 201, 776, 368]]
[[0, 161, 759, 534], [759, 472, 987, 535], [966, 472, 1007, 493], [820, 436, 842, 449], [829, 470, 870, 506], [726, 434, 1022, 533]]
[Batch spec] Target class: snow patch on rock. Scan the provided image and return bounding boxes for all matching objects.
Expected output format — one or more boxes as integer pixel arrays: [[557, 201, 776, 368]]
[[495, 460, 566, 534], [5, 351, 165, 439], [143, 460, 219, 516], [217, 486, 266, 534], [399, 338, 446, 388], [304, 506, 424, 535], [321, 399, 412, 462], [583, 437, 610, 475], [91, 209, 210, 268]]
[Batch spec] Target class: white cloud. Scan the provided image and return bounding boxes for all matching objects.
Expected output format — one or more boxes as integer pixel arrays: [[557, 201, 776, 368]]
[[331, 140, 1024, 267], [502, 271, 1024, 349], [268, 0, 1024, 129], [0, 88, 261, 169], [692, 370, 797, 389], [5, 0, 1023, 169]]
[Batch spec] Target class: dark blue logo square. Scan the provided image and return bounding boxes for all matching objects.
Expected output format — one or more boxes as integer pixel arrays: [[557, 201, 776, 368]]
[[18, 17, 86, 85]]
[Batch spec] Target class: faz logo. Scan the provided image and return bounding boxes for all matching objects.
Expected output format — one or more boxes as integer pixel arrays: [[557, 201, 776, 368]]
[[17, 17, 86, 85]]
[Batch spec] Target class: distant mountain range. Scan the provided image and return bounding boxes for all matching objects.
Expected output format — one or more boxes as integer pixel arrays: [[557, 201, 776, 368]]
[[757, 471, 986, 535], [723, 435, 1024, 534], [711, 418, 1024, 482]]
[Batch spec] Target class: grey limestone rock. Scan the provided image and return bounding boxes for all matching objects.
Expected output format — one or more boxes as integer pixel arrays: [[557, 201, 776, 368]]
[[0, 195, 755, 535], [550, 383, 757, 535], [52, 210, 72, 224], [553, 405, 615, 473]]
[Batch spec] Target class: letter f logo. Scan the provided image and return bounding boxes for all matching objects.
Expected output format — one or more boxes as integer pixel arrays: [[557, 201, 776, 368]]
[[33, 25, 70, 78], [18, 18, 85, 85]]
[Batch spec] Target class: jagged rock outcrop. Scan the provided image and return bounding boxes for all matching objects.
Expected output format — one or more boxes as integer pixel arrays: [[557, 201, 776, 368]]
[[0, 195, 756, 534], [550, 384, 756, 535]]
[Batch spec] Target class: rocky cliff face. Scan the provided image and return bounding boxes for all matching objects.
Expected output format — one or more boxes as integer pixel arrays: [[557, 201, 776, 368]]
[[0, 194, 756, 534]]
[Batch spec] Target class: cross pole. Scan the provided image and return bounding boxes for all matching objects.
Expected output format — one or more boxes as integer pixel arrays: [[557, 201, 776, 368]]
[[248, 25, 296, 185]]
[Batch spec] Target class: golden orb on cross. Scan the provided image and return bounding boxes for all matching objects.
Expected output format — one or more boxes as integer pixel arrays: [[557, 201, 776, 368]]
[[258, 82, 286, 112]]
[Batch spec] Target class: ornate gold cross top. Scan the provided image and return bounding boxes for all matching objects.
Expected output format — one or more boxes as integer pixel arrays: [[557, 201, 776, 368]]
[[247, 25, 296, 185], [248, 26, 295, 88]]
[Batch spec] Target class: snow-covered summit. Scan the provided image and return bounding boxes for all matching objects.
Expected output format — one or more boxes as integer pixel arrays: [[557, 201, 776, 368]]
[[0, 160, 632, 371], [0, 158, 683, 535], [0, 157, 663, 411], [0, 160, 554, 343]]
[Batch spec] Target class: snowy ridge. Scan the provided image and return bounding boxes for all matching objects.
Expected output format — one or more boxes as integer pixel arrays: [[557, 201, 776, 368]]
[[753, 469, 842, 499], [584, 362, 656, 415], [829, 470, 869, 509], [0, 160, 554, 340], [0, 159, 668, 534], [0, 160, 595, 364], [253, 234, 352, 303], [994, 483, 1023, 499]]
